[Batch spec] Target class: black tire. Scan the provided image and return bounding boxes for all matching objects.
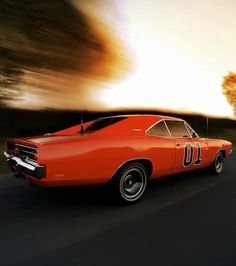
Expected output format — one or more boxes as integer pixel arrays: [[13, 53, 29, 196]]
[[111, 162, 148, 204], [209, 151, 224, 175]]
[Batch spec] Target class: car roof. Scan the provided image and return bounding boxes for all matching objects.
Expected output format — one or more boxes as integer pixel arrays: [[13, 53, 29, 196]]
[[100, 114, 184, 122], [92, 114, 185, 134]]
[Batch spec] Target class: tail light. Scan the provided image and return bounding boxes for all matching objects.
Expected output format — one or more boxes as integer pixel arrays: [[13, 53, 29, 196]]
[[7, 142, 38, 162]]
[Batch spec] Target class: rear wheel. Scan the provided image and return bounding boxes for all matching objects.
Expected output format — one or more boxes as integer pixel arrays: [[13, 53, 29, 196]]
[[112, 162, 148, 204], [209, 151, 224, 174]]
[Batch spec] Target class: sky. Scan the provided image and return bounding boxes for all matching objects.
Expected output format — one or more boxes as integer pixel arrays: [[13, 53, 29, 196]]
[[99, 0, 236, 117], [0, 0, 236, 118]]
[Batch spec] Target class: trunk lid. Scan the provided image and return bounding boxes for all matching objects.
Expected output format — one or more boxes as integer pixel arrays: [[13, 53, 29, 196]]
[[14, 134, 86, 146]]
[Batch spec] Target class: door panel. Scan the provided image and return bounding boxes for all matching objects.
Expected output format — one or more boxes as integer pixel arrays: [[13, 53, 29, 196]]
[[192, 138, 208, 168], [175, 138, 208, 172], [174, 138, 193, 172]]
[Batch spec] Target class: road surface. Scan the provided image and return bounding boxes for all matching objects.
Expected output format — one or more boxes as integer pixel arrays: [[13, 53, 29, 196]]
[[0, 151, 236, 266]]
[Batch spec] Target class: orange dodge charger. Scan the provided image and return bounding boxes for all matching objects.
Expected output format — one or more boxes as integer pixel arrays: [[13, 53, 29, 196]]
[[4, 115, 232, 203]]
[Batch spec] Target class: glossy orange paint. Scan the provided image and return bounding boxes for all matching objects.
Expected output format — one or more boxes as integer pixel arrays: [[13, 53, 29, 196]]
[[5, 115, 232, 187]]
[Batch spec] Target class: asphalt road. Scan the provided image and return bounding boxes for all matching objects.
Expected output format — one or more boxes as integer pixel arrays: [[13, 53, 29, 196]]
[[0, 151, 236, 266]]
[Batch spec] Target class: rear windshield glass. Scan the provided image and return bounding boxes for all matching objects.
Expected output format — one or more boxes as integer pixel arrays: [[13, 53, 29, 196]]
[[84, 117, 127, 133]]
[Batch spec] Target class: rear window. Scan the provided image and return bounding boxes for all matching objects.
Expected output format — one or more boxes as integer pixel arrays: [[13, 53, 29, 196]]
[[84, 117, 127, 133]]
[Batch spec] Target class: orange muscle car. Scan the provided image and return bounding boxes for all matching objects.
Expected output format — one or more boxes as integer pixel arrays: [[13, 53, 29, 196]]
[[4, 115, 232, 203]]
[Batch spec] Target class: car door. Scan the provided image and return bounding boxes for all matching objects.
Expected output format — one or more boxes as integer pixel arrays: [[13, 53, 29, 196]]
[[185, 122, 209, 169], [165, 120, 196, 173], [146, 120, 176, 176]]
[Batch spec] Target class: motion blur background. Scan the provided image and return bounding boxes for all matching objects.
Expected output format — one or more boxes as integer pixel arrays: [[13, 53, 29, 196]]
[[1, 0, 236, 168]]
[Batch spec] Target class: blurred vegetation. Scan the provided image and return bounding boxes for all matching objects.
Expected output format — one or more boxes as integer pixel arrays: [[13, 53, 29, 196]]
[[222, 72, 236, 116], [0, 0, 107, 106]]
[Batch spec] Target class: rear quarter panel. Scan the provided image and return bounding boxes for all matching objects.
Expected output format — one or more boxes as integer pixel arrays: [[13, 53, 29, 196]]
[[37, 133, 176, 186], [33, 133, 232, 187]]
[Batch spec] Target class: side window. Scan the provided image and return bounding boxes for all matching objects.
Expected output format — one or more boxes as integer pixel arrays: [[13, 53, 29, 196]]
[[147, 121, 170, 137], [166, 121, 190, 138], [185, 123, 198, 138]]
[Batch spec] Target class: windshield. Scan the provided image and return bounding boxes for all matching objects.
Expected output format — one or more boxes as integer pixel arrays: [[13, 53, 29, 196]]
[[84, 117, 127, 133]]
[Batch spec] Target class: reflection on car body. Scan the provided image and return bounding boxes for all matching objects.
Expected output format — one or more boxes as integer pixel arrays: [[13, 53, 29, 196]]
[[4, 114, 232, 203]]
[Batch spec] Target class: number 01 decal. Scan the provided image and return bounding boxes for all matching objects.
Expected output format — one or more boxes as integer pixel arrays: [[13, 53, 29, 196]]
[[183, 142, 202, 167]]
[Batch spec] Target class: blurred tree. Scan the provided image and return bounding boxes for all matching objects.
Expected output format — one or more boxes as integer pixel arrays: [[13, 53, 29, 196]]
[[0, 65, 23, 102], [222, 72, 236, 116], [0, 0, 107, 107], [0, 0, 103, 71]]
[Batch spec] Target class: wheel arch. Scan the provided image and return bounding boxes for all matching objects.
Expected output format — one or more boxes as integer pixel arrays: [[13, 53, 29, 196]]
[[208, 148, 225, 175], [209, 149, 226, 165], [112, 158, 153, 179], [218, 149, 226, 158]]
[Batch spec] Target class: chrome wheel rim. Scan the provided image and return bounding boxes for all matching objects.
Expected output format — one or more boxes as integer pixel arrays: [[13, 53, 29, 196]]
[[215, 154, 223, 173], [120, 167, 146, 200]]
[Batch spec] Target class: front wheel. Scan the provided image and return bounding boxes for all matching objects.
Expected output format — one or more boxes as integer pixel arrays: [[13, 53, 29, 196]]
[[209, 151, 224, 175], [111, 162, 148, 204]]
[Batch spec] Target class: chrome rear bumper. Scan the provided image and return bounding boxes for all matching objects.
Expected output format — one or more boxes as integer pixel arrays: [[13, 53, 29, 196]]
[[4, 152, 45, 179]]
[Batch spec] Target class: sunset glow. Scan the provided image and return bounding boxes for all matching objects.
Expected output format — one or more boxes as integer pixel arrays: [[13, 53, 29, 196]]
[[100, 0, 235, 117], [1, 0, 236, 118], [100, 39, 232, 116]]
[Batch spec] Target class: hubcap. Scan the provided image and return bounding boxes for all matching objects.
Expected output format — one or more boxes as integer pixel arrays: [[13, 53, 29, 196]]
[[215, 154, 223, 173], [120, 167, 146, 200]]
